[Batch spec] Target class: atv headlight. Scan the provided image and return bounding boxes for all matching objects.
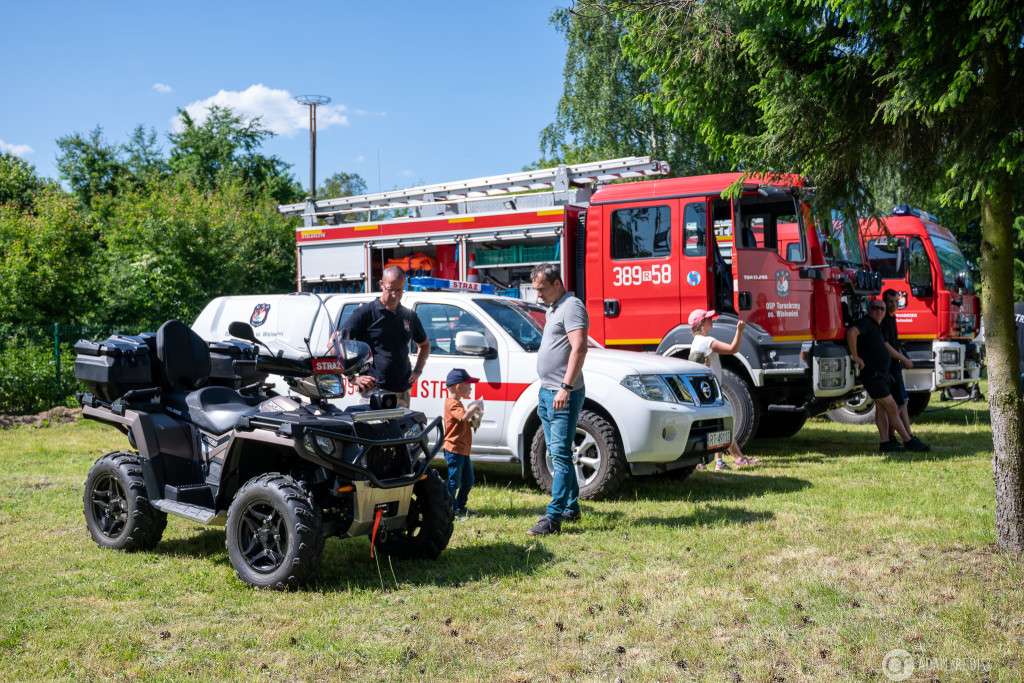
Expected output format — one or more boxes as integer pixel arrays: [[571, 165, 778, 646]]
[[621, 375, 674, 402], [304, 432, 335, 457], [315, 374, 344, 397], [403, 424, 422, 439]]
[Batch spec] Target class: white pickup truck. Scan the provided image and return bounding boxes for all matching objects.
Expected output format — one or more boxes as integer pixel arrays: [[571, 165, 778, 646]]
[[193, 288, 734, 500]]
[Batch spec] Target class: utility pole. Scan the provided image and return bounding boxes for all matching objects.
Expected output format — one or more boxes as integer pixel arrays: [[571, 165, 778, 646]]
[[294, 95, 330, 199]]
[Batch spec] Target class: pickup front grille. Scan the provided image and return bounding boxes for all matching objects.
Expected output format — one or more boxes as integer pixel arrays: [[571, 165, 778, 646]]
[[670, 374, 722, 405]]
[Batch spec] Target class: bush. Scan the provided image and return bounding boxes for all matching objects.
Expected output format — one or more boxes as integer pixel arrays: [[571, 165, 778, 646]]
[[0, 342, 79, 414]]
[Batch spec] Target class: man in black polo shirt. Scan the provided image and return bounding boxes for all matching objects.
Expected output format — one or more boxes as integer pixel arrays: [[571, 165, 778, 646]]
[[340, 266, 430, 408], [847, 298, 929, 453]]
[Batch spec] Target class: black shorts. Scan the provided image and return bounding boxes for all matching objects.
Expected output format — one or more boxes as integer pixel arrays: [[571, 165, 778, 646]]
[[862, 371, 892, 400]]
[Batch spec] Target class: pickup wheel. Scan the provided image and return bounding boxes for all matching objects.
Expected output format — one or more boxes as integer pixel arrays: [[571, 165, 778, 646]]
[[84, 452, 167, 551], [907, 391, 930, 417], [755, 412, 807, 438], [826, 390, 876, 425], [225, 474, 324, 590], [529, 409, 627, 501], [378, 470, 454, 560], [720, 368, 759, 449]]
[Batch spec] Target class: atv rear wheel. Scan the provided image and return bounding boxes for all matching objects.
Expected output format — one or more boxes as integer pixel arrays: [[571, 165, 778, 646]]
[[530, 409, 627, 501], [378, 470, 454, 560], [225, 474, 324, 590], [83, 452, 167, 551]]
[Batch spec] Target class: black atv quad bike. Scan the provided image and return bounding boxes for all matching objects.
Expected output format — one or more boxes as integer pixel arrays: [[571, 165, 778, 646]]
[[75, 311, 453, 590]]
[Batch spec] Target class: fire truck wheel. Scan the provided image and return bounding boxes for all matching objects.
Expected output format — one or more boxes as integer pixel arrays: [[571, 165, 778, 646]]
[[826, 391, 876, 425], [720, 368, 759, 450], [906, 392, 931, 417], [755, 412, 807, 439], [529, 409, 627, 501], [225, 473, 324, 590], [84, 451, 167, 551]]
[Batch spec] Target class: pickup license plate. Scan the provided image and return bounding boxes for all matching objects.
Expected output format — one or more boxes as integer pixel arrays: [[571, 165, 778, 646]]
[[707, 430, 731, 448]]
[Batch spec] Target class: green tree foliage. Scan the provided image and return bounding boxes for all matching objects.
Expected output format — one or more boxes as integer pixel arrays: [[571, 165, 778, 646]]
[[91, 180, 297, 327], [318, 171, 368, 200], [0, 152, 51, 210], [0, 190, 97, 325], [614, 0, 1024, 552], [55, 126, 129, 209], [168, 106, 303, 204], [539, 5, 723, 174]]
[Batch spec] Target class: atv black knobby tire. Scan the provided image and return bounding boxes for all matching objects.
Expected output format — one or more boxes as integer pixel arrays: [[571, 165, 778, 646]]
[[720, 368, 759, 449], [755, 411, 808, 439], [83, 451, 167, 551], [530, 409, 627, 501], [225, 473, 324, 590], [378, 470, 454, 560]]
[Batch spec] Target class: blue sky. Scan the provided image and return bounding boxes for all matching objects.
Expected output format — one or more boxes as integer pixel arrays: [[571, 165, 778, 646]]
[[1, 1, 570, 194]]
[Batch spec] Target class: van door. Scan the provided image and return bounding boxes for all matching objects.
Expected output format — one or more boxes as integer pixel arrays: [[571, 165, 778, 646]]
[[728, 193, 814, 340], [601, 201, 682, 347]]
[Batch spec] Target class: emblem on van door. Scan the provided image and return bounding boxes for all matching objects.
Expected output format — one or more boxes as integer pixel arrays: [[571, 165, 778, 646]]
[[775, 270, 790, 298], [687, 270, 701, 286], [897, 291, 908, 309], [250, 303, 271, 327]]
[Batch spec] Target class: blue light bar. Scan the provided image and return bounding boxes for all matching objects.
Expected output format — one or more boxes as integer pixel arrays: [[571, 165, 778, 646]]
[[892, 205, 939, 223], [409, 277, 496, 294]]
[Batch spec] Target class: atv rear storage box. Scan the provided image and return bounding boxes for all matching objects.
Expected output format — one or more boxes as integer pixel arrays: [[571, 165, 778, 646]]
[[74, 334, 156, 401], [207, 340, 268, 388]]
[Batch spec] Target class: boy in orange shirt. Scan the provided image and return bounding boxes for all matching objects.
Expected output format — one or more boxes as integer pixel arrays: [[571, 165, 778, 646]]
[[443, 369, 483, 519]]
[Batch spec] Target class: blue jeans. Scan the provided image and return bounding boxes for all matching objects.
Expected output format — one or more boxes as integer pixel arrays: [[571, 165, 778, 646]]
[[537, 386, 585, 520], [444, 450, 473, 512]]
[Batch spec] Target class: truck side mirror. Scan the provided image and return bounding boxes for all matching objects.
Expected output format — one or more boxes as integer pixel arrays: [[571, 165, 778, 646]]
[[895, 244, 908, 276], [454, 331, 496, 359]]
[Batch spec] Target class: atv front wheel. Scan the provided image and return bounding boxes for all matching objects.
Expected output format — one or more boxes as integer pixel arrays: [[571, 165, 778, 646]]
[[225, 474, 324, 590], [83, 451, 167, 551], [378, 470, 454, 560]]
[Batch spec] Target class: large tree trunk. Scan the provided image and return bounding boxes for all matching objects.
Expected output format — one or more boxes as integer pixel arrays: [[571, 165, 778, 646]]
[[981, 170, 1024, 554]]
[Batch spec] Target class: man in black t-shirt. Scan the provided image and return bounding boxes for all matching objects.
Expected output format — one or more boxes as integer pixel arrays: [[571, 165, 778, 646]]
[[848, 298, 929, 453], [881, 289, 916, 442], [340, 266, 429, 408]]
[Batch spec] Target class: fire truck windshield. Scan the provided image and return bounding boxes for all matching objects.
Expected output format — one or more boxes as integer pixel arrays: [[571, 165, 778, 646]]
[[932, 235, 973, 291], [817, 210, 865, 267]]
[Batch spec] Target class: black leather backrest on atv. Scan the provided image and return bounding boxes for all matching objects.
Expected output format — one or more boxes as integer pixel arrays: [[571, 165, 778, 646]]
[[157, 320, 211, 392]]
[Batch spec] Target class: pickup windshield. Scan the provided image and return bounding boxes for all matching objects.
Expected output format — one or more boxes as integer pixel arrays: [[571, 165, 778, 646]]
[[475, 298, 544, 352]]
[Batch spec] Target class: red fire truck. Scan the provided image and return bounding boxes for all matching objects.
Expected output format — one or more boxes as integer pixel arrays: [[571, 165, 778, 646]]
[[827, 206, 982, 422], [279, 158, 880, 447]]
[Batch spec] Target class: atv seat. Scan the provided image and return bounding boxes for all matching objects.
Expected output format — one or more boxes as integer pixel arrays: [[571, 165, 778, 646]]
[[156, 320, 261, 434]]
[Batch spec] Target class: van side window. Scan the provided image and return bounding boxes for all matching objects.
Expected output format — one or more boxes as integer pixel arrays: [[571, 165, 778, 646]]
[[337, 303, 370, 330], [611, 205, 671, 260], [683, 203, 706, 256]]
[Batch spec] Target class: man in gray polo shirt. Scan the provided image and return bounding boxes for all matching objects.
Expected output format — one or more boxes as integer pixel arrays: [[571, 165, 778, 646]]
[[526, 263, 589, 536]]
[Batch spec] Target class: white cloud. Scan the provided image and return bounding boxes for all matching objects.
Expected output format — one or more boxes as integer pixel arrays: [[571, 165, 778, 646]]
[[0, 139, 33, 157], [354, 155, 365, 163], [153, 83, 172, 93], [175, 84, 349, 137], [399, 169, 415, 178]]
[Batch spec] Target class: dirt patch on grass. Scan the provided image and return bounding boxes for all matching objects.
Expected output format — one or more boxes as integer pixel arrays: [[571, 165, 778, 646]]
[[0, 406, 81, 430]]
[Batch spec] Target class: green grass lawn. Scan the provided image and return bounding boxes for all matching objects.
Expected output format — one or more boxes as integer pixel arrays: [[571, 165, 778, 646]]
[[1, 394, 1020, 682]]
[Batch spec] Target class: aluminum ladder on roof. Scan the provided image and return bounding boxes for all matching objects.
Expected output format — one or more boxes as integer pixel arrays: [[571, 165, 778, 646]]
[[278, 156, 670, 227]]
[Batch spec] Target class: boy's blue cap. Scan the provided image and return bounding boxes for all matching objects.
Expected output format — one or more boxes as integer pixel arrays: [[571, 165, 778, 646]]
[[446, 368, 479, 386]]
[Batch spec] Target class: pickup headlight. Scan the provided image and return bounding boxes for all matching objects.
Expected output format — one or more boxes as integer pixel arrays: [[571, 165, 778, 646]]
[[940, 349, 960, 365], [621, 375, 674, 402]]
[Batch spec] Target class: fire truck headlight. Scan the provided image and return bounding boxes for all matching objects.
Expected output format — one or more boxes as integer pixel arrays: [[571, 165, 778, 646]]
[[621, 375, 674, 402], [819, 358, 845, 373], [941, 349, 960, 365]]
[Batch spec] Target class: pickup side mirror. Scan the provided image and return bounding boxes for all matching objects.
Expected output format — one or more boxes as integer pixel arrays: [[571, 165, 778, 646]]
[[454, 331, 496, 359], [228, 321, 259, 344]]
